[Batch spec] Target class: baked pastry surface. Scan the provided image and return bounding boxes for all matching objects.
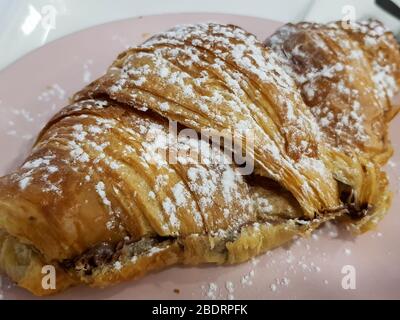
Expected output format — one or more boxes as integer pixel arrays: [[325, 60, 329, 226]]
[[266, 20, 400, 231], [0, 20, 398, 295]]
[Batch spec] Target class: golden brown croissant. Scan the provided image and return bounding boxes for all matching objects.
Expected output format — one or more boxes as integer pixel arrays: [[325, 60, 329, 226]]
[[74, 23, 343, 218], [266, 20, 400, 231], [0, 99, 326, 295], [0, 21, 398, 296]]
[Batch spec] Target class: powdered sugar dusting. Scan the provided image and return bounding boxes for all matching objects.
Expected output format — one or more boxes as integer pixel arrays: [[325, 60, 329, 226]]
[[95, 181, 111, 207], [77, 22, 346, 217]]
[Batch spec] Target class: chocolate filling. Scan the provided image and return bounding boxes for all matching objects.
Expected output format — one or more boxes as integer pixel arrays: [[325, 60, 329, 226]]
[[62, 236, 174, 276], [339, 182, 371, 220]]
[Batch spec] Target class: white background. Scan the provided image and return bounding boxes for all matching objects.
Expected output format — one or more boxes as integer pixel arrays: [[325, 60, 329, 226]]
[[0, 0, 399, 70]]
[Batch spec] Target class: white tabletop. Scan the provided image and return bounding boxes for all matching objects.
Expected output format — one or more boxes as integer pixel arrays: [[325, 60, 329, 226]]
[[0, 0, 399, 71]]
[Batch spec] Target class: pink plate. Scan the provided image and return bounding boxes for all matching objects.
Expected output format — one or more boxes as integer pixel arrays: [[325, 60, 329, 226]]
[[0, 13, 399, 300]]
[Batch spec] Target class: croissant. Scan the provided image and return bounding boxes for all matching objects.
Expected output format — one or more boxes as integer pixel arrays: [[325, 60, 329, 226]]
[[266, 20, 400, 231], [0, 21, 398, 296]]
